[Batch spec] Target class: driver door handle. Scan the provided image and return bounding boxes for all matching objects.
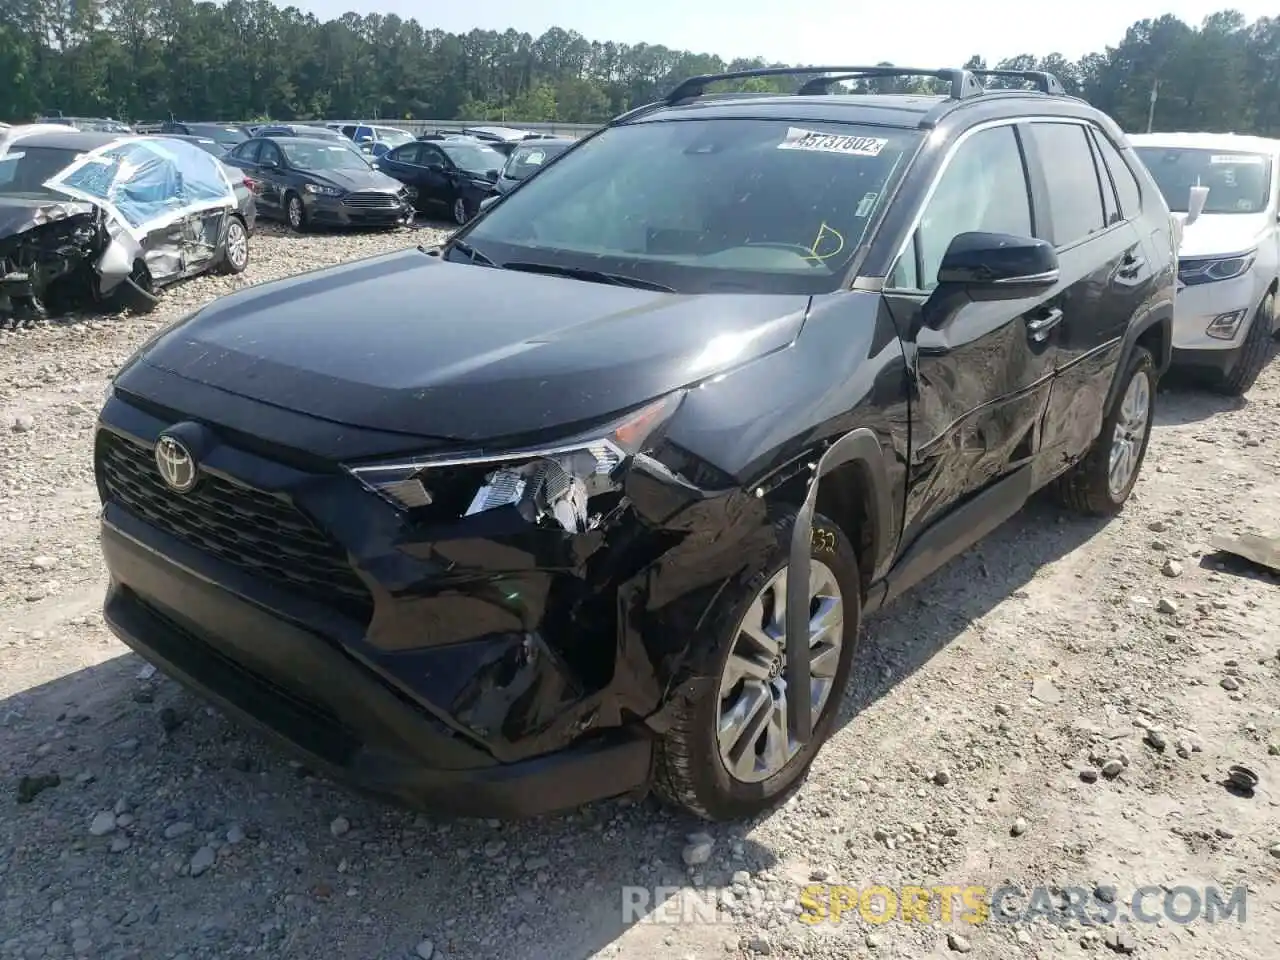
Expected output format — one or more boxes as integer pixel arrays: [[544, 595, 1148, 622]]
[[1027, 307, 1064, 342]]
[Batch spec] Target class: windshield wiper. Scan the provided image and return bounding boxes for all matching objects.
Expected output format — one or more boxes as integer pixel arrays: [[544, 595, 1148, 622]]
[[500, 261, 674, 292], [446, 239, 496, 267]]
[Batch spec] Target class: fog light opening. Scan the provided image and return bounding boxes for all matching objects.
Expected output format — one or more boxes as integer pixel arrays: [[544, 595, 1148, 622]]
[[1205, 310, 1247, 340]]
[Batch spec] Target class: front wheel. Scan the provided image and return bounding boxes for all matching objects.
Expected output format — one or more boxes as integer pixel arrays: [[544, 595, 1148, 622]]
[[220, 217, 249, 274], [1051, 346, 1155, 516], [285, 193, 307, 233], [1216, 293, 1274, 396], [452, 196, 472, 226], [653, 509, 861, 821]]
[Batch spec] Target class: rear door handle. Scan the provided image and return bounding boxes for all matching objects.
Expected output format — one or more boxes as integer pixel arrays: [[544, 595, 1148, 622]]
[[1027, 307, 1064, 342]]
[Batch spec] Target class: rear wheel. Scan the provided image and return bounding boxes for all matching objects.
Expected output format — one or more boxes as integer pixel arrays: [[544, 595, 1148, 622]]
[[1052, 346, 1155, 516], [652, 509, 861, 821], [1217, 293, 1274, 395]]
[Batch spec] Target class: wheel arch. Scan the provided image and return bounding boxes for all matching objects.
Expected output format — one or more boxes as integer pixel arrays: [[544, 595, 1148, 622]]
[[760, 428, 894, 744], [1107, 307, 1171, 415]]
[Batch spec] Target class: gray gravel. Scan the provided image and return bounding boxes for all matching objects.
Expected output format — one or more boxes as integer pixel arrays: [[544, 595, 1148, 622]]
[[2, 223, 1280, 959]]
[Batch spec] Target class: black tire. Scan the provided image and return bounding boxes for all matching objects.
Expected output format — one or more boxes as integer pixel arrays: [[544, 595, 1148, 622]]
[[219, 217, 250, 275], [284, 193, 307, 233], [1052, 346, 1155, 516], [1217, 293, 1274, 395], [109, 261, 158, 315], [652, 508, 861, 822]]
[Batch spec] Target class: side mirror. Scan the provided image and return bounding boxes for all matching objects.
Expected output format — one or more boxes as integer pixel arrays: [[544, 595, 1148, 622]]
[[935, 231, 1059, 296], [425, 162, 443, 172], [259, 158, 278, 170], [1186, 184, 1209, 225]]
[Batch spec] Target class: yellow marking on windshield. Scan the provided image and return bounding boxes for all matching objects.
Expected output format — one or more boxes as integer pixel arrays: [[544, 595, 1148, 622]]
[[806, 222, 845, 261]]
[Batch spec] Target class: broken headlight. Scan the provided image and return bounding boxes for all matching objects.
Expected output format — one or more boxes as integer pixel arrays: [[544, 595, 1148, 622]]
[[349, 392, 684, 534]]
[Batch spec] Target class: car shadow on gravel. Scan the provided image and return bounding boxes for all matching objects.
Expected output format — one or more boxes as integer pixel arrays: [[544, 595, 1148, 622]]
[[837, 498, 1109, 729], [1154, 346, 1280, 426], [2, 646, 776, 959]]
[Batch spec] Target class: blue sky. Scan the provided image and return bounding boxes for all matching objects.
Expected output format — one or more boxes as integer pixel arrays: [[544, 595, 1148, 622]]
[[300, 1, 1275, 64]]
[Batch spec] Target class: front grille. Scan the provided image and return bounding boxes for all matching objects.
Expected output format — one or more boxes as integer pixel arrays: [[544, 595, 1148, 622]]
[[342, 191, 401, 209], [98, 431, 373, 621]]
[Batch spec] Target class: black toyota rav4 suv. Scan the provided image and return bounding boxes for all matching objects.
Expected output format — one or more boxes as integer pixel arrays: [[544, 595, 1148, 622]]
[[95, 66, 1175, 822]]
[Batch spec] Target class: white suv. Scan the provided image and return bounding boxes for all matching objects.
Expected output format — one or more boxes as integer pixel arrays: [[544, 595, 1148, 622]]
[[1128, 132, 1279, 394]]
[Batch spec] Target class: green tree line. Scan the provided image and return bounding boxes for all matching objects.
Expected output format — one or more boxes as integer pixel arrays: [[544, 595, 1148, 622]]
[[1, 3, 1278, 135]]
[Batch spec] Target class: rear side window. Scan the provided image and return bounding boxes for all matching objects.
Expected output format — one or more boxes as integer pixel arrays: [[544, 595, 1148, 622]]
[[230, 139, 261, 162], [1090, 129, 1143, 219], [1027, 122, 1107, 248]]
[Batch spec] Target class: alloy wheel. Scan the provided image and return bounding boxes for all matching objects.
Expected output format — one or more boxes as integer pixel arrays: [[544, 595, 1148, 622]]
[[288, 197, 303, 229], [715, 561, 844, 783], [225, 221, 248, 270], [1108, 368, 1151, 498], [453, 198, 468, 225]]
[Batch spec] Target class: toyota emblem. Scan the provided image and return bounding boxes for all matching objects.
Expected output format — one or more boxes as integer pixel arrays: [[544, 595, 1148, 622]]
[[155, 435, 198, 493]]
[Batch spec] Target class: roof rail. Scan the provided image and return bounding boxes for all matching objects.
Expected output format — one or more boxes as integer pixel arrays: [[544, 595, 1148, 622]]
[[968, 69, 1066, 95], [664, 66, 986, 104]]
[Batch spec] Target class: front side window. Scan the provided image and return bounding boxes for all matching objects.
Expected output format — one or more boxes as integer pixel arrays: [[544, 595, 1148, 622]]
[[463, 118, 921, 295], [889, 124, 1033, 292], [1027, 122, 1108, 248], [1131, 146, 1273, 214]]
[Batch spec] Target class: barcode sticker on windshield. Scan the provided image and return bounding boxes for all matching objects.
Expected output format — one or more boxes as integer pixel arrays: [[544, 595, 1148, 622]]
[[1210, 154, 1265, 164], [778, 128, 887, 157]]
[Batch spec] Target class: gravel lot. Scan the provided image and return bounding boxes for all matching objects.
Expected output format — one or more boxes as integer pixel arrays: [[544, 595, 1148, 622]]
[[2, 223, 1279, 960]]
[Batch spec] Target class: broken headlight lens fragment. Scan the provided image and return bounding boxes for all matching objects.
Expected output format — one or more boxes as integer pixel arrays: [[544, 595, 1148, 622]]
[[348, 392, 684, 533]]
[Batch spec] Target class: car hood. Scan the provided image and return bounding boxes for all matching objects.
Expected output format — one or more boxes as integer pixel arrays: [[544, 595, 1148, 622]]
[[0, 195, 98, 241], [1176, 211, 1275, 259], [135, 249, 810, 442], [310, 168, 403, 193]]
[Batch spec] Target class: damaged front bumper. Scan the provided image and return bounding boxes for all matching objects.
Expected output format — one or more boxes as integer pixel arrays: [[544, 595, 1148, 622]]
[[0, 202, 107, 321], [95, 382, 771, 816]]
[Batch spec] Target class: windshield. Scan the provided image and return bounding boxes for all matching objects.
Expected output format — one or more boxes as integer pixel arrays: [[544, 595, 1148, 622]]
[[375, 128, 414, 147], [0, 146, 82, 198], [279, 141, 370, 171], [502, 142, 570, 180], [1133, 146, 1274, 214], [463, 119, 920, 295], [189, 125, 247, 146], [185, 139, 224, 157], [440, 142, 505, 174]]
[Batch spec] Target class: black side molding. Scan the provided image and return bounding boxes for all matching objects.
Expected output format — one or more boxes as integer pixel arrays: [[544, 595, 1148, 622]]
[[878, 464, 1033, 608]]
